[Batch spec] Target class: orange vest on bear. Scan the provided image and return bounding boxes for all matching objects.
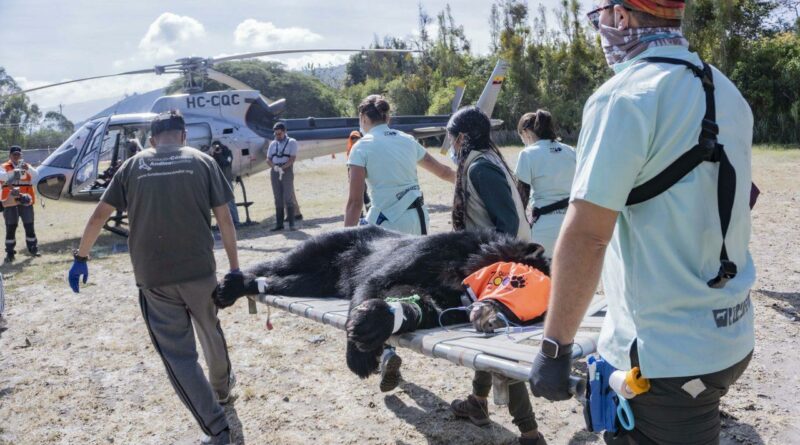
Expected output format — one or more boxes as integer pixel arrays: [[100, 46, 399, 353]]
[[1, 161, 36, 206], [462, 262, 550, 322]]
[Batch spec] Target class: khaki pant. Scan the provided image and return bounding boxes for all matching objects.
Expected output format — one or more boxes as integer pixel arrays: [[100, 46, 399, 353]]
[[139, 274, 232, 436], [270, 165, 295, 227]]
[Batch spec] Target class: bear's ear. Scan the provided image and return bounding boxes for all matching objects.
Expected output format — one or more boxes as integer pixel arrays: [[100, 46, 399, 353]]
[[523, 242, 551, 276], [525, 242, 545, 256]]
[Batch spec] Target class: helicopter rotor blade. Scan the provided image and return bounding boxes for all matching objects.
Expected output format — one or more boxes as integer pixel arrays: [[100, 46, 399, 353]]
[[2, 68, 158, 98], [206, 68, 256, 91], [206, 68, 275, 104], [212, 48, 418, 63]]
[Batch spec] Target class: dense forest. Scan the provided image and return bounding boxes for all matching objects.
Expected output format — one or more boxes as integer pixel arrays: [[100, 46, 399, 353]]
[[1, 0, 798, 150]]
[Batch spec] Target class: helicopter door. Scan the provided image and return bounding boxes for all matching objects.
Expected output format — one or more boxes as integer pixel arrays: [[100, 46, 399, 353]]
[[70, 117, 110, 200]]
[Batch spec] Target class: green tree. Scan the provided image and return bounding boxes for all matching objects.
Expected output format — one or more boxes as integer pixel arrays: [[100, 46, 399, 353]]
[[168, 60, 350, 118]]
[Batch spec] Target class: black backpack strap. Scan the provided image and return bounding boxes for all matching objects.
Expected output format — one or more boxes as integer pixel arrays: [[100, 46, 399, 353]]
[[532, 197, 569, 222], [626, 57, 737, 289]]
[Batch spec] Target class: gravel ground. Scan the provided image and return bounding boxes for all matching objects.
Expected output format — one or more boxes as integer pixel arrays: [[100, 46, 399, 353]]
[[0, 148, 797, 445]]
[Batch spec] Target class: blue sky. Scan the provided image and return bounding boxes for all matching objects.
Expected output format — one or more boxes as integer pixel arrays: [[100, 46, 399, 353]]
[[0, 0, 594, 118]]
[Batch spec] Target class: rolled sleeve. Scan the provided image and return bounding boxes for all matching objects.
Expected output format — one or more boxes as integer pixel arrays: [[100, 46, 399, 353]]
[[515, 151, 532, 185], [571, 92, 650, 211], [414, 141, 427, 161], [347, 142, 367, 168], [100, 169, 127, 211], [287, 139, 299, 157]]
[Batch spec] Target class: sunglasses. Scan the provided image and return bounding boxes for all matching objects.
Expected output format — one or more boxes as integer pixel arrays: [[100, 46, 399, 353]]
[[586, 3, 630, 30]]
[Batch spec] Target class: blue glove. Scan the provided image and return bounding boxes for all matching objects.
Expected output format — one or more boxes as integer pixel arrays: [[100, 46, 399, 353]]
[[529, 348, 574, 401], [68, 259, 89, 293]]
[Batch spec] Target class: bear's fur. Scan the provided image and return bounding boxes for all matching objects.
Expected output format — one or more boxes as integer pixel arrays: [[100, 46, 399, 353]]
[[215, 225, 548, 378]]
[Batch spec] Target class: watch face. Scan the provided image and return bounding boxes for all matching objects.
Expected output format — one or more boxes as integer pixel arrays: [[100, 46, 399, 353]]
[[541, 338, 559, 358]]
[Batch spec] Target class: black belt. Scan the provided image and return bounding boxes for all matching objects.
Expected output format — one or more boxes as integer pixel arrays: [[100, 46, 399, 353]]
[[376, 196, 427, 235], [409, 196, 427, 235], [532, 198, 569, 223]]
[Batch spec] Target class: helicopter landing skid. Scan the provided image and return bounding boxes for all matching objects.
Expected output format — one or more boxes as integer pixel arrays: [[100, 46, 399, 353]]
[[103, 210, 129, 237], [234, 176, 255, 226]]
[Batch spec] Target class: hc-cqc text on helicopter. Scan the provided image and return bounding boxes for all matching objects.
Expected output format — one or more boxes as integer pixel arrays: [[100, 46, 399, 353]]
[[3, 48, 508, 236]]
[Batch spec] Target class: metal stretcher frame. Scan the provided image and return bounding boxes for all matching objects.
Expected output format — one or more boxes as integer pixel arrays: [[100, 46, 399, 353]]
[[252, 293, 606, 385]]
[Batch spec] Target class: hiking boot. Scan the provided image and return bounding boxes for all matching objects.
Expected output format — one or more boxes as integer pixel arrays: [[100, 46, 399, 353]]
[[3, 254, 14, 264], [217, 372, 237, 405], [451, 394, 490, 426], [519, 432, 547, 445], [28, 248, 40, 257], [270, 225, 284, 232], [379, 347, 403, 392], [285, 214, 303, 221], [199, 427, 231, 445]]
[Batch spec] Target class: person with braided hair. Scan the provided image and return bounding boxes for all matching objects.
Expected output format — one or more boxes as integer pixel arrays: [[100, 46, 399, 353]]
[[446, 107, 546, 445]]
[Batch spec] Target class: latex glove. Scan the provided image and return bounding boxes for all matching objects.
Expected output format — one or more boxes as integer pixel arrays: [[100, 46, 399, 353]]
[[68, 259, 89, 293], [529, 348, 573, 401]]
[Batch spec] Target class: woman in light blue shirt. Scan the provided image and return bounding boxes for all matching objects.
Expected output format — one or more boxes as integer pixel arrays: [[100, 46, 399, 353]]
[[514, 110, 576, 257], [344, 95, 454, 234]]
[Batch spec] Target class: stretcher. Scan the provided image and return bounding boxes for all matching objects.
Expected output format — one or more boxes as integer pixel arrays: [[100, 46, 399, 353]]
[[249, 292, 605, 402]]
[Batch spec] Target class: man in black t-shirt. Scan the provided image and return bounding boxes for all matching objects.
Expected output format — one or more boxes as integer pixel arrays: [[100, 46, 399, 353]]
[[68, 110, 241, 445]]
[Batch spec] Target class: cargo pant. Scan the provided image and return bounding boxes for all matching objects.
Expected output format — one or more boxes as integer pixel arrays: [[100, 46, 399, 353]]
[[3, 204, 37, 256], [270, 165, 295, 227], [139, 274, 232, 437], [473, 370, 538, 433], [604, 345, 753, 445]]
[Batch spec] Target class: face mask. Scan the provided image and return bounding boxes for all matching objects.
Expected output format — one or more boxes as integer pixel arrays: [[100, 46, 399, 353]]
[[599, 24, 688, 70], [448, 147, 458, 164]]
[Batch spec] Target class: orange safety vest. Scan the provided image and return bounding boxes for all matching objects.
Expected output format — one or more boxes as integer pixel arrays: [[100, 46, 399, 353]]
[[462, 262, 550, 322], [1, 161, 36, 205]]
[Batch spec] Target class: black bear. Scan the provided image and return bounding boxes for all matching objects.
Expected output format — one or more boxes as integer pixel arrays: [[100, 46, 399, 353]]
[[215, 225, 549, 378]]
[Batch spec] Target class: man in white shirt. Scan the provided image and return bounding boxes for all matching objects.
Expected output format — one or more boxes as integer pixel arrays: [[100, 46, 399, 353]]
[[266, 122, 299, 231]]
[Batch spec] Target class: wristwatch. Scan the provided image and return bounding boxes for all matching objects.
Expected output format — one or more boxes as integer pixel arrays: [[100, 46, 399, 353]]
[[541, 337, 574, 359], [72, 249, 89, 262]]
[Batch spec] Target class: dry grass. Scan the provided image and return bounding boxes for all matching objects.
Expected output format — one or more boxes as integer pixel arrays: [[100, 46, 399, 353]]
[[0, 147, 797, 445]]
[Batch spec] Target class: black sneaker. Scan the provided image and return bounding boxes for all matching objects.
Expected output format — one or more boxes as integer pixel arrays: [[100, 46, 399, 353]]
[[379, 347, 403, 392], [29, 249, 40, 257], [3, 254, 14, 264], [451, 394, 490, 426], [285, 214, 303, 221], [270, 226, 284, 232], [519, 432, 547, 445]]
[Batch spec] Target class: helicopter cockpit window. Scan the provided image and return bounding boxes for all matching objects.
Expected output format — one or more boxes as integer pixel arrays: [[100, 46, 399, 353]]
[[186, 123, 212, 149], [40, 121, 95, 169], [244, 97, 275, 138]]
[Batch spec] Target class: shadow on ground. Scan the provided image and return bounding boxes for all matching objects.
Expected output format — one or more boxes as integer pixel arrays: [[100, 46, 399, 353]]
[[385, 381, 517, 445]]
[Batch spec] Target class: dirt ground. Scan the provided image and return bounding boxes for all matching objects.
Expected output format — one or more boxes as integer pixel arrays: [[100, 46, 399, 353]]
[[0, 147, 798, 445]]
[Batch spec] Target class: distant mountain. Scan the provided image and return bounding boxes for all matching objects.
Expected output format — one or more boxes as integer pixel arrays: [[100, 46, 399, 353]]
[[86, 88, 166, 122]]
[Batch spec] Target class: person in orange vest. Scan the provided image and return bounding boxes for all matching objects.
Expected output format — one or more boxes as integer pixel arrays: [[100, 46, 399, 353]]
[[1, 146, 39, 263]]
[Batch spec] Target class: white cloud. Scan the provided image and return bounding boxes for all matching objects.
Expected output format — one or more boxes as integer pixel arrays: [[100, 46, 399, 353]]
[[138, 13, 205, 59], [233, 19, 322, 49]]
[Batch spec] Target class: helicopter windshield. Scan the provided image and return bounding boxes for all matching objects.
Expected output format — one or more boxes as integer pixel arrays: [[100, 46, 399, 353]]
[[41, 120, 99, 169]]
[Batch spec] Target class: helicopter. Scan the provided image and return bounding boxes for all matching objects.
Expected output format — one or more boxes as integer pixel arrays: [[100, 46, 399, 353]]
[[6, 49, 508, 235]]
